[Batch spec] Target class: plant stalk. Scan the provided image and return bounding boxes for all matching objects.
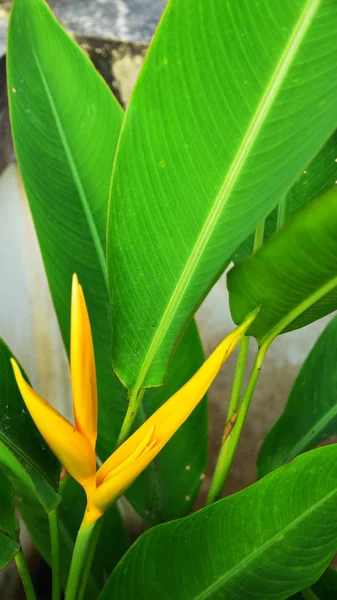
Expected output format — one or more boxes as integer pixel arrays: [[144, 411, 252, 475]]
[[48, 507, 61, 600], [301, 588, 319, 600], [206, 344, 267, 504], [77, 518, 102, 600], [15, 550, 37, 600], [65, 517, 97, 600], [226, 335, 250, 420], [117, 387, 145, 445]]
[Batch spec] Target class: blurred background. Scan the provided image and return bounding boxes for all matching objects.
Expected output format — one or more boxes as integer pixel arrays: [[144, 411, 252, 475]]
[[0, 0, 332, 596]]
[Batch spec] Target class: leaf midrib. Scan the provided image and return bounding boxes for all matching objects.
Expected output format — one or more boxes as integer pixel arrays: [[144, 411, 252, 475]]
[[194, 480, 337, 600], [31, 49, 108, 286], [134, 0, 321, 391]]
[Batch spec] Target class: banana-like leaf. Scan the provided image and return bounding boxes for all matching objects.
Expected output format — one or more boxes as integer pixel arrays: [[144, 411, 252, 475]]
[[100, 445, 337, 600], [7, 0, 125, 457], [234, 131, 337, 263], [227, 187, 337, 344], [258, 316, 337, 478], [0, 469, 20, 570], [7, 0, 207, 519], [107, 0, 337, 391]]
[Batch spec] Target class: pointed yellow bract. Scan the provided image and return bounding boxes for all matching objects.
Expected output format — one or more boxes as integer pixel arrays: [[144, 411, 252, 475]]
[[71, 274, 97, 449], [10, 359, 96, 493], [11, 274, 258, 524]]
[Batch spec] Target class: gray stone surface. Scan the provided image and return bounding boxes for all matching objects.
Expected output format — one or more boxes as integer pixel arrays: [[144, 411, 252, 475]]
[[50, 0, 166, 42], [0, 0, 166, 47]]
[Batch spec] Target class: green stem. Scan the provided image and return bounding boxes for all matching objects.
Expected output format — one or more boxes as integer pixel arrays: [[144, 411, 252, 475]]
[[226, 335, 250, 419], [206, 345, 267, 504], [253, 220, 265, 252], [15, 550, 37, 600], [277, 196, 287, 230], [77, 519, 102, 600], [65, 517, 96, 600], [117, 387, 146, 446], [48, 508, 61, 600], [301, 588, 319, 600]]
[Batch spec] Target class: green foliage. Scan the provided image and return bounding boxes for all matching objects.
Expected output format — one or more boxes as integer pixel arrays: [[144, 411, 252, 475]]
[[258, 316, 337, 477], [4, 0, 337, 597], [0, 470, 20, 569], [107, 0, 337, 391], [234, 131, 337, 263], [7, 0, 207, 522], [100, 446, 337, 600], [228, 187, 337, 344], [7, 0, 126, 458]]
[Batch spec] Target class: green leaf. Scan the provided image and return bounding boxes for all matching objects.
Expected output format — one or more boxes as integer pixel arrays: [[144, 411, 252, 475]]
[[126, 322, 207, 523], [258, 316, 337, 478], [19, 475, 129, 596], [100, 445, 337, 600], [107, 0, 337, 391], [0, 469, 20, 569], [227, 186, 337, 345], [234, 131, 337, 263], [0, 338, 60, 508], [7, 1, 207, 522], [7, 0, 126, 457]]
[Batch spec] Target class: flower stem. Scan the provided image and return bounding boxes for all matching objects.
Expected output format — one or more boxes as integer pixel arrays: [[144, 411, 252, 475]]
[[253, 220, 265, 252], [226, 335, 250, 420], [301, 588, 319, 600], [15, 550, 37, 600], [48, 508, 61, 600], [65, 517, 96, 600], [206, 345, 267, 504], [77, 518, 102, 600], [277, 196, 287, 230], [117, 387, 145, 446]]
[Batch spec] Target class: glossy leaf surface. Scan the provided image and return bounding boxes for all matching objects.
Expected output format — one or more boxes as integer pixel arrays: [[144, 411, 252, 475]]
[[0, 469, 20, 569], [228, 187, 337, 343], [100, 445, 337, 600], [7, 0, 207, 519], [108, 0, 337, 391], [7, 0, 125, 456], [258, 316, 337, 477]]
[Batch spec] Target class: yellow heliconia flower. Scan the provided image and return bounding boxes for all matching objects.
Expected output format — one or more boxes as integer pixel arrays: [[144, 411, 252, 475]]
[[11, 274, 256, 525]]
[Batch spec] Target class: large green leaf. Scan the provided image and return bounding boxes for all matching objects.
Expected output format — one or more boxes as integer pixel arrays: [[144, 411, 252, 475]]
[[258, 316, 337, 478], [227, 187, 337, 345], [107, 0, 337, 391], [19, 476, 129, 597], [100, 445, 337, 600], [7, 0, 125, 457], [126, 323, 207, 523], [0, 469, 20, 570], [7, 0, 207, 520], [234, 130, 337, 263]]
